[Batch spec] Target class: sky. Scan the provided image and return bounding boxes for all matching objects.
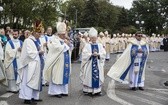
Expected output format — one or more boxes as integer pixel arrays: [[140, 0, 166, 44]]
[[110, 0, 134, 9]]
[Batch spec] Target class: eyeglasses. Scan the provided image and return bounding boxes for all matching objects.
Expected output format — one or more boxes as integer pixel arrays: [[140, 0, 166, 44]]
[[137, 35, 142, 37]]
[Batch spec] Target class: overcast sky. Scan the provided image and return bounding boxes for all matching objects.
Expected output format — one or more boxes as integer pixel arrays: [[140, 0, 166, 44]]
[[110, 0, 133, 9]]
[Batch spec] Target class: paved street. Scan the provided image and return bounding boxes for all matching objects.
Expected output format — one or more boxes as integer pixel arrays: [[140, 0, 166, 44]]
[[0, 51, 168, 105]]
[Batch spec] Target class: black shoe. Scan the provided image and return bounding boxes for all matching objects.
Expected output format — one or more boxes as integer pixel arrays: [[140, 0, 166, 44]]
[[45, 83, 49, 86], [7, 90, 18, 93], [24, 100, 37, 104], [7, 91, 19, 94], [139, 87, 144, 91], [32, 98, 43, 102], [131, 87, 136, 91], [24, 100, 31, 104], [94, 92, 102, 96], [83, 91, 88, 95], [106, 59, 109, 61], [87, 93, 94, 97], [164, 81, 168, 86], [13, 91, 19, 94], [55, 94, 62, 98], [61, 94, 68, 96]]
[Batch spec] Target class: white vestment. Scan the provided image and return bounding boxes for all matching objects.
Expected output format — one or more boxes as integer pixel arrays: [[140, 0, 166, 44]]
[[47, 35, 53, 43], [43, 35, 71, 95], [107, 39, 149, 87], [104, 37, 111, 59], [4, 39, 22, 92], [17, 35, 41, 100], [0, 38, 6, 83], [80, 43, 106, 93], [39, 35, 48, 59], [39, 35, 48, 85]]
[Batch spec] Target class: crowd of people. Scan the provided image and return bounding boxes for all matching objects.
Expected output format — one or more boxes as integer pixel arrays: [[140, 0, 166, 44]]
[[0, 21, 168, 105]]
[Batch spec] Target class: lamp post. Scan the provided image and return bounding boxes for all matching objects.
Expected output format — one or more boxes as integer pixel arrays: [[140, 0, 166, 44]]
[[135, 20, 144, 32], [75, 9, 78, 28], [0, 6, 3, 11], [72, 6, 78, 28], [135, 13, 144, 32], [0, 6, 3, 26]]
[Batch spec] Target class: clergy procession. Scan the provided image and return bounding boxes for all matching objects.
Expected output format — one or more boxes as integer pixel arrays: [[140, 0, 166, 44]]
[[0, 19, 168, 105], [1, 0, 168, 104]]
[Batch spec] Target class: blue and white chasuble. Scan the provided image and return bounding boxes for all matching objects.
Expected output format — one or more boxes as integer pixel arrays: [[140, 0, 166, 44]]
[[32, 39, 43, 91], [91, 44, 100, 88], [107, 39, 149, 84], [60, 41, 70, 85], [8, 40, 22, 80]]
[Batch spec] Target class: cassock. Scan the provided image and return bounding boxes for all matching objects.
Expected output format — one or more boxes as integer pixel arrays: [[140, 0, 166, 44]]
[[80, 43, 106, 94], [4, 39, 22, 92], [163, 37, 168, 51], [43, 35, 71, 95], [107, 39, 149, 88], [17, 35, 42, 100]]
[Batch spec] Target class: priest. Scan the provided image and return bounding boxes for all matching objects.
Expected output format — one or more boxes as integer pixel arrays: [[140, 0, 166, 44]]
[[4, 30, 22, 93], [17, 21, 44, 104], [104, 31, 111, 61], [43, 22, 71, 98], [107, 31, 149, 91], [80, 27, 106, 96]]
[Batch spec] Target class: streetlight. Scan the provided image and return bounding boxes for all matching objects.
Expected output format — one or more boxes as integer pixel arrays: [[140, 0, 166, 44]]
[[72, 6, 78, 28], [135, 20, 144, 32], [75, 9, 78, 28], [0, 6, 3, 26], [0, 6, 3, 11]]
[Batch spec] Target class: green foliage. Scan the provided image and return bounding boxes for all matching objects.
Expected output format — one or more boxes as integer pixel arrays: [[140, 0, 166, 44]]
[[121, 26, 137, 34], [64, 0, 120, 33], [80, 0, 99, 27], [162, 27, 168, 34], [114, 7, 129, 31], [0, 0, 59, 29], [97, 0, 119, 32], [61, 0, 85, 28], [130, 0, 168, 35]]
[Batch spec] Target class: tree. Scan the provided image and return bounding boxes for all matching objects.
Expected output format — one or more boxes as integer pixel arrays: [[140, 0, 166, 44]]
[[80, 0, 99, 27], [1, 0, 59, 29], [130, 0, 168, 35], [114, 7, 129, 32], [97, 0, 119, 33], [61, 0, 85, 28]]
